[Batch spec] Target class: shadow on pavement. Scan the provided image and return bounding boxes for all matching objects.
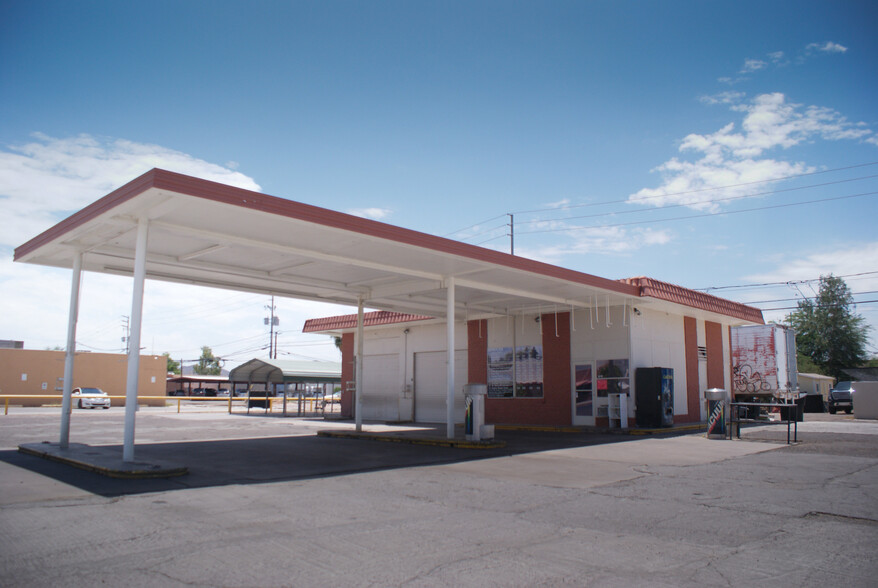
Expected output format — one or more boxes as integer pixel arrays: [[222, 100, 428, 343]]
[[0, 428, 652, 497]]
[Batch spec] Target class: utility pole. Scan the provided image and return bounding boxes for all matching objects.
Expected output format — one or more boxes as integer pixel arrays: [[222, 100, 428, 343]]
[[264, 296, 279, 359], [507, 213, 514, 255], [121, 315, 130, 354]]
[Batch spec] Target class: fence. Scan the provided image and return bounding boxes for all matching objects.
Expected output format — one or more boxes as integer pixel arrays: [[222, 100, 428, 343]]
[[0, 394, 342, 417]]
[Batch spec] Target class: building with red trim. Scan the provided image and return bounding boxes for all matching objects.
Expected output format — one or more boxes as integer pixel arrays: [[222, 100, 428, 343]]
[[305, 277, 762, 428]]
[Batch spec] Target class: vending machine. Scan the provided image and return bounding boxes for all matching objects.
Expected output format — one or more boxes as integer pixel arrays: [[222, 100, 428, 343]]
[[635, 367, 674, 428]]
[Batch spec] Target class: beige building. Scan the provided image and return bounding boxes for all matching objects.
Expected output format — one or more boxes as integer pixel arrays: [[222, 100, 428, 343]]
[[0, 349, 166, 407], [798, 372, 834, 403]]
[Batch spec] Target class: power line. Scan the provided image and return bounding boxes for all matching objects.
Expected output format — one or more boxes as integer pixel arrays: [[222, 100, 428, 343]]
[[758, 299, 878, 312], [510, 173, 878, 227], [517, 190, 878, 236], [444, 213, 509, 238], [696, 271, 878, 292], [510, 160, 878, 215], [745, 290, 878, 304]]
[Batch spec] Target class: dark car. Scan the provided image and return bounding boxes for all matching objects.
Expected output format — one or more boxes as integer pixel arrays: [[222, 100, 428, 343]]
[[828, 381, 855, 414]]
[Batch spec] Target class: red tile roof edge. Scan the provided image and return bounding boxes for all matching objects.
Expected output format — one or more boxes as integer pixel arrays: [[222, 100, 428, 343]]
[[621, 276, 764, 324], [303, 311, 434, 333]]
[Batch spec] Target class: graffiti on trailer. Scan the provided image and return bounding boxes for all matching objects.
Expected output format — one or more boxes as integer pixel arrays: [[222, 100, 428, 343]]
[[732, 363, 773, 394]]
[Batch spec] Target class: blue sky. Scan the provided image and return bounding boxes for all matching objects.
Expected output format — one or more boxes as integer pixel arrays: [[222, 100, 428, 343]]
[[1, 1, 877, 365]]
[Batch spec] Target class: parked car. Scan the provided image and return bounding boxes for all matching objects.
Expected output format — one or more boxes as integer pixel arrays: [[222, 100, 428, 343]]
[[321, 392, 341, 408], [71, 387, 111, 409], [192, 388, 218, 397], [216, 388, 230, 397], [828, 381, 855, 414]]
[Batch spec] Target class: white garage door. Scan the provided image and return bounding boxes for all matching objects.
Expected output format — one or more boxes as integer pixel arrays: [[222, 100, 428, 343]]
[[414, 350, 468, 423], [361, 354, 399, 422]]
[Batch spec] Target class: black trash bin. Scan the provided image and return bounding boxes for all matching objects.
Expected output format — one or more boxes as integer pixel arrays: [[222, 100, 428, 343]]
[[779, 398, 804, 422]]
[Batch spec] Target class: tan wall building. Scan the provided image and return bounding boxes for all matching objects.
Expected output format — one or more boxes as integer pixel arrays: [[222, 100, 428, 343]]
[[0, 349, 166, 407], [798, 372, 835, 403]]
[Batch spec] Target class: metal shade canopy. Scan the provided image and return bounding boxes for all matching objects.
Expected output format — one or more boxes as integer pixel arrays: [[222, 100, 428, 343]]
[[229, 359, 341, 384], [14, 169, 643, 320]]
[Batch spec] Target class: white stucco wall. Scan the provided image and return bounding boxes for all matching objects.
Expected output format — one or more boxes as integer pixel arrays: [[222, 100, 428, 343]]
[[359, 321, 468, 421], [629, 308, 688, 418]]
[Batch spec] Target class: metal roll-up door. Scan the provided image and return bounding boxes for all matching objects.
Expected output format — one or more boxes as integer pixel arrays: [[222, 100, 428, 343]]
[[414, 350, 468, 423], [361, 354, 400, 422]]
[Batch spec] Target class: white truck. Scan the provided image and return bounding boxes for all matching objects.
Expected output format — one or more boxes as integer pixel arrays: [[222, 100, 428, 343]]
[[730, 324, 798, 398]]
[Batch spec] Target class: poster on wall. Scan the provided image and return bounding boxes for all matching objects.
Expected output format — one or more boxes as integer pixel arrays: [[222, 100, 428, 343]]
[[575, 364, 592, 416], [515, 345, 543, 397], [487, 347, 514, 398], [596, 359, 630, 397]]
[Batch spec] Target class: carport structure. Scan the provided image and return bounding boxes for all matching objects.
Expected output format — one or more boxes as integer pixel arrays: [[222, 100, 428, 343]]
[[229, 358, 341, 402], [15, 169, 660, 461]]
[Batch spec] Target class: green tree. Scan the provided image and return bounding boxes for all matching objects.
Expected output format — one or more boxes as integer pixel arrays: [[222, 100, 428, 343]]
[[163, 352, 181, 375], [193, 346, 222, 375], [785, 275, 869, 380]]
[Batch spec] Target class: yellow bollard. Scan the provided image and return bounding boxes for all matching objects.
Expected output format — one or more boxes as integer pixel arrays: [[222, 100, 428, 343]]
[[177, 398, 181, 413], [4, 397, 8, 415], [228, 393, 232, 414]]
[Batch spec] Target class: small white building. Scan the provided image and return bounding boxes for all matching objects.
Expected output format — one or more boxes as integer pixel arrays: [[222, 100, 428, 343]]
[[305, 276, 762, 428]]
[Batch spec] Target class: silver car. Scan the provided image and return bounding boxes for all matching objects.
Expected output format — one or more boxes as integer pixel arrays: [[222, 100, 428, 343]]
[[72, 387, 111, 409]]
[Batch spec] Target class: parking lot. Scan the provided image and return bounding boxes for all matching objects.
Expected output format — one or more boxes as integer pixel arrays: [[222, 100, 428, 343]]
[[1, 408, 876, 587]]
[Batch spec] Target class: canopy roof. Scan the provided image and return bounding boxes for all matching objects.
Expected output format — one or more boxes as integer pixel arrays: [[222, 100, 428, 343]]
[[14, 168, 762, 324], [228, 359, 341, 384]]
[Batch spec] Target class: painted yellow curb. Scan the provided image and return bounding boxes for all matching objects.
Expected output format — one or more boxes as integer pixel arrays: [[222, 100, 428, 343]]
[[317, 430, 505, 449]]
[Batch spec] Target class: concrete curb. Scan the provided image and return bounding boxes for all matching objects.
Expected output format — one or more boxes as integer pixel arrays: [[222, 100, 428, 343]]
[[495, 423, 707, 436], [18, 442, 188, 479], [317, 430, 506, 449]]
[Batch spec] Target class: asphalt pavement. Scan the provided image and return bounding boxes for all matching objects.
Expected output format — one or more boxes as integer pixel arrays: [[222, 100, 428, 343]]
[[1, 407, 876, 587]]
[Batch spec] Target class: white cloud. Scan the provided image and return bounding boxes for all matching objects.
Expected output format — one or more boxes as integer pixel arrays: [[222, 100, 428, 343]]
[[806, 41, 848, 54], [514, 226, 674, 263], [768, 51, 785, 63], [347, 207, 392, 220], [629, 93, 876, 209], [0, 133, 261, 249], [699, 91, 746, 105], [746, 242, 878, 285], [0, 133, 351, 365], [740, 242, 878, 344], [739, 58, 767, 74]]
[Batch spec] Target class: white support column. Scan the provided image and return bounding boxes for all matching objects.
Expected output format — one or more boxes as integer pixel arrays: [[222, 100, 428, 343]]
[[123, 218, 149, 462], [59, 251, 83, 449], [355, 296, 365, 432], [446, 276, 455, 439]]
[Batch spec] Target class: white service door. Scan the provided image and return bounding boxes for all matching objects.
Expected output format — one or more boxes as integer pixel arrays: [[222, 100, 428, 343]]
[[361, 354, 400, 421], [414, 350, 468, 423]]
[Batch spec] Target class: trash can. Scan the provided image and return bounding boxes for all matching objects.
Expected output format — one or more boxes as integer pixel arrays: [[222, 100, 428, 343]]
[[463, 384, 493, 441], [704, 388, 729, 438], [779, 396, 804, 422]]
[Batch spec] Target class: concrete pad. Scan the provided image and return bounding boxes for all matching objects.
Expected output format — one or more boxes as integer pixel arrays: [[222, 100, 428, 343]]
[[317, 428, 506, 449], [541, 434, 783, 466], [438, 434, 783, 489], [18, 442, 188, 479]]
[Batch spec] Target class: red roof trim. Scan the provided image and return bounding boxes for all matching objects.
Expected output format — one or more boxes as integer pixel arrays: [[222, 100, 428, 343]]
[[14, 169, 158, 261], [621, 277, 764, 324], [16, 168, 640, 297], [303, 311, 433, 333]]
